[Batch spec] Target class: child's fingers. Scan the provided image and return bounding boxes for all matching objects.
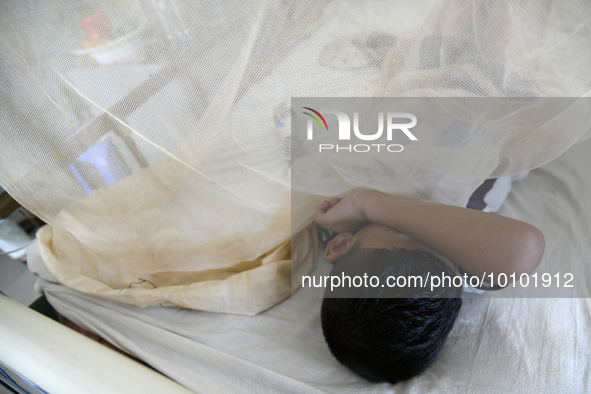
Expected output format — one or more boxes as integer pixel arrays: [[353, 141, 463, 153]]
[[315, 203, 331, 226], [316, 201, 329, 218], [328, 198, 340, 210]]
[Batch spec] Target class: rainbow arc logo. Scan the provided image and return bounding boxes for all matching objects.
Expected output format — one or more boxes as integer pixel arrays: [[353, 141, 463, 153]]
[[302, 107, 328, 131]]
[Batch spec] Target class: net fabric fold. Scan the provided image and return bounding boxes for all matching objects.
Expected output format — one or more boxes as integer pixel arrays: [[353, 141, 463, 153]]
[[1, 0, 590, 314]]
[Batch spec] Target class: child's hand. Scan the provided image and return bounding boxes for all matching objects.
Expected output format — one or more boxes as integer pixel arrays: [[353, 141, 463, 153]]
[[315, 191, 369, 234]]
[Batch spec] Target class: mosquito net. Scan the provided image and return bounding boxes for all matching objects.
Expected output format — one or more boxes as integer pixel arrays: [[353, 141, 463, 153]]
[[1, 0, 590, 314]]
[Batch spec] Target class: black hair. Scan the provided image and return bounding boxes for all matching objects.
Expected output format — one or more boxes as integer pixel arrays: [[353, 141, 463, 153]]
[[320, 245, 463, 384]]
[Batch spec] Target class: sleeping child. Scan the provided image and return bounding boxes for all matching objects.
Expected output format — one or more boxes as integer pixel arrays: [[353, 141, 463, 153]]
[[315, 180, 545, 384]]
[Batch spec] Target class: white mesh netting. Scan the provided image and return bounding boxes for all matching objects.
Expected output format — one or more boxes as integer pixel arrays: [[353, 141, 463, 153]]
[[1, 0, 590, 314]]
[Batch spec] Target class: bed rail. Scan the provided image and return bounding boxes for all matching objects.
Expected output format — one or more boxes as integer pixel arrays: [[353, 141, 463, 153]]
[[0, 295, 194, 394]]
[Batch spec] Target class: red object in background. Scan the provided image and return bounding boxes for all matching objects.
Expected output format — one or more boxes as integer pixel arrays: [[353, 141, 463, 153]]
[[80, 10, 112, 42]]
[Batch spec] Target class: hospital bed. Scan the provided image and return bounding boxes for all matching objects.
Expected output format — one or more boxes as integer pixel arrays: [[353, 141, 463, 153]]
[[1, 0, 591, 392], [2, 138, 591, 393]]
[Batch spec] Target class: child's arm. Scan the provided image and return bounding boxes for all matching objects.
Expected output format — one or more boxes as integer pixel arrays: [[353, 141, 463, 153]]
[[315, 190, 545, 277]]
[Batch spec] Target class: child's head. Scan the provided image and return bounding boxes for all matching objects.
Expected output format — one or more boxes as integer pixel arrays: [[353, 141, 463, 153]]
[[320, 244, 463, 384]]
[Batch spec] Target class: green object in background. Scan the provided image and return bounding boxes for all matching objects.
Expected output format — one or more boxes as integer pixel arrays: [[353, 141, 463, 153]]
[[0, 190, 21, 220], [29, 295, 59, 322]]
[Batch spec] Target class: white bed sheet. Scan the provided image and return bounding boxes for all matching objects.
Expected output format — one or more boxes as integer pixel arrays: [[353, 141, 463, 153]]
[[28, 138, 591, 393]]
